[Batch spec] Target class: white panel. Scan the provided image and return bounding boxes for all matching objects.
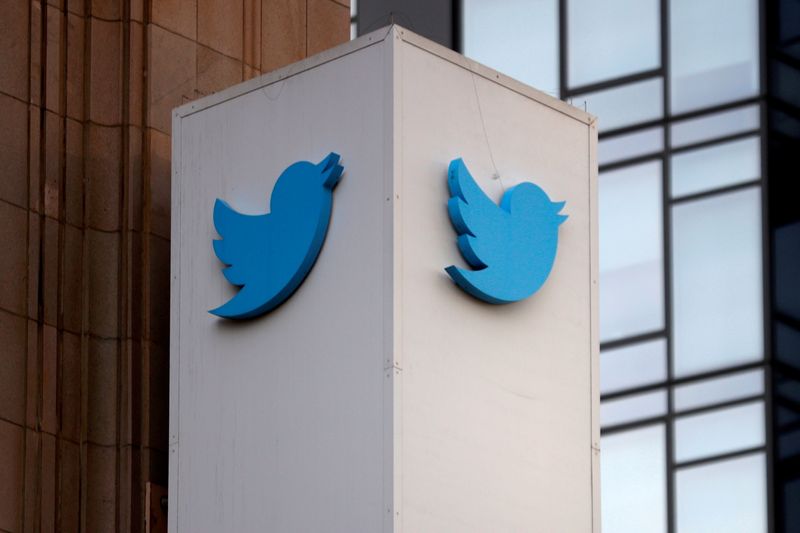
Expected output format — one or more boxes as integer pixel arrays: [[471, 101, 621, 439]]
[[568, 0, 660, 87], [671, 136, 761, 198], [670, 0, 760, 113], [599, 128, 663, 166], [676, 453, 767, 533], [674, 401, 765, 462], [671, 187, 763, 377], [674, 369, 764, 412], [398, 33, 597, 531], [573, 78, 663, 131], [172, 28, 598, 533], [601, 426, 667, 533], [601, 339, 667, 394], [599, 162, 664, 342], [463, 0, 559, 96], [670, 104, 760, 148], [172, 38, 392, 532], [601, 390, 667, 427]]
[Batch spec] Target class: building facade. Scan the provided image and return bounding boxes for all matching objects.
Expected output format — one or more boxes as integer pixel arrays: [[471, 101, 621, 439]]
[[0, 1, 348, 531], [353, 0, 800, 531], [2, 0, 796, 530]]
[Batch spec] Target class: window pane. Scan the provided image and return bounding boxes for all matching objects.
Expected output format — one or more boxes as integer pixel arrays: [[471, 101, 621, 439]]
[[674, 401, 765, 462], [674, 369, 764, 412], [575, 78, 663, 131], [599, 128, 664, 166], [350, 22, 357, 40], [601, 339, 667, 394], [676, 453, 766, 533], [671, 187, 763, 377], [350, 0, 357, 17], [670, 105, 760, 148], [600, 162, 664, 342], [567, 0, 660, 88], [601, 425, 667, 533], [601, 390, 667, 427], [671, 136, 761, 198], [670, 0, 760, 114], [463, 0, 559, 95]]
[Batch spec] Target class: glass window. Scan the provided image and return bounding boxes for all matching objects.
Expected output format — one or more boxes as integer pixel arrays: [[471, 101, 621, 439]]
[[601, 390, 667, 427], [599, 128, 664, 166], [567, 0, 660, 88], [463, 0, 559, 96], [671, 187, 763, 377], [600, 162, 664, 342], [601, 338, 667, 395], [776, 321, 800, 369], [676, 453, 767, 533], [674, 369, 764, 412], [671, 136, 761, 198], [674, 401, 765, 462], [670, 0, 760, 114], [601, 425, 667, 533], [574, 78, 663, 131], [670, 105, 760, 148]]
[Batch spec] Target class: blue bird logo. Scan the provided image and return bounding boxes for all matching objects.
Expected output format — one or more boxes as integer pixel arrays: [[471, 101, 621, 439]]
[[445, 158, 567, 304], [210, 153, 344, 319]]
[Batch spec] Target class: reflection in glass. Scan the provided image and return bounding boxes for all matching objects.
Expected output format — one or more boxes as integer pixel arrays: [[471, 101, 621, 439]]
[[567, 0, 660, 87], [601, 339, 667, 394], [676, 453, 766, 533], [599, 128, 663, 166], [601, 425, 667, 533], [774, 221, 800, 320], [670, 0, 760, 113], [776, 321, 800, 370], [674, 401, 765, 462], [671, 187, 763, 377], [574, 78, 663, 131], [670, 105, 760, 148], [671, 136, 761, 198], [601, 390, 667, 427], [600, 162, 664, 342], [463, 0, 559, 95], [674, 369, 764, 412]]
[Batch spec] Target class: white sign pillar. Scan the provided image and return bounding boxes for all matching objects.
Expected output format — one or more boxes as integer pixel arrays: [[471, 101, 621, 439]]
[[170, 26, 599, 532]]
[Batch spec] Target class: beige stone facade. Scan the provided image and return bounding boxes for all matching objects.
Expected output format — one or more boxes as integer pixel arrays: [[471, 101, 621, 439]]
[[0, 1, 349, 530]]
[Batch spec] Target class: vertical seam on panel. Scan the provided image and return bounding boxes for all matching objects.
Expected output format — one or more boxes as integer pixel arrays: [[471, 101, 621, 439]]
[[79, 6, 92, 532], [35, 3, 49, 529], [56, 4, 68, 531], [20, 0, 33, 527]]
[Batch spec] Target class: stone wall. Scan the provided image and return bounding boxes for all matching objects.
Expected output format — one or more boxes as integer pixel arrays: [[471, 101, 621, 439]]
[[0, 1, 349, 530]]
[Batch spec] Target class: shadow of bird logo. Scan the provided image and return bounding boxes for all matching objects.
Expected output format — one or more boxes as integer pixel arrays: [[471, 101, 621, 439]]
[[445, 158, 567, 304], [210, 153, 344, 319]]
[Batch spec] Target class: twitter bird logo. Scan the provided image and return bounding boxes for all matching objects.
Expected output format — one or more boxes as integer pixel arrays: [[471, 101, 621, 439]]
[[445, 158, 567, 304], [210, 153, 344, 319]]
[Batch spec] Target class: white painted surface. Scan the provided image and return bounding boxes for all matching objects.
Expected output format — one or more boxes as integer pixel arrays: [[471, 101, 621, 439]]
[[171, 26, 598, 533], [393, 29, 598, 532], [170, 34, 394, 532]]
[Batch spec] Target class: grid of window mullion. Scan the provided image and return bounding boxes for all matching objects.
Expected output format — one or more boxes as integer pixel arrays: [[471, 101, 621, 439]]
[[600, 394, 768, 435], [659, 0, 676, 529], [587, 77, 770, 533], [673, 446, 767, 470], [462, 0, 770, 528], [565, 69, 664, 99], [600, 360, 767, 402], [594, 108, 770, 532]]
